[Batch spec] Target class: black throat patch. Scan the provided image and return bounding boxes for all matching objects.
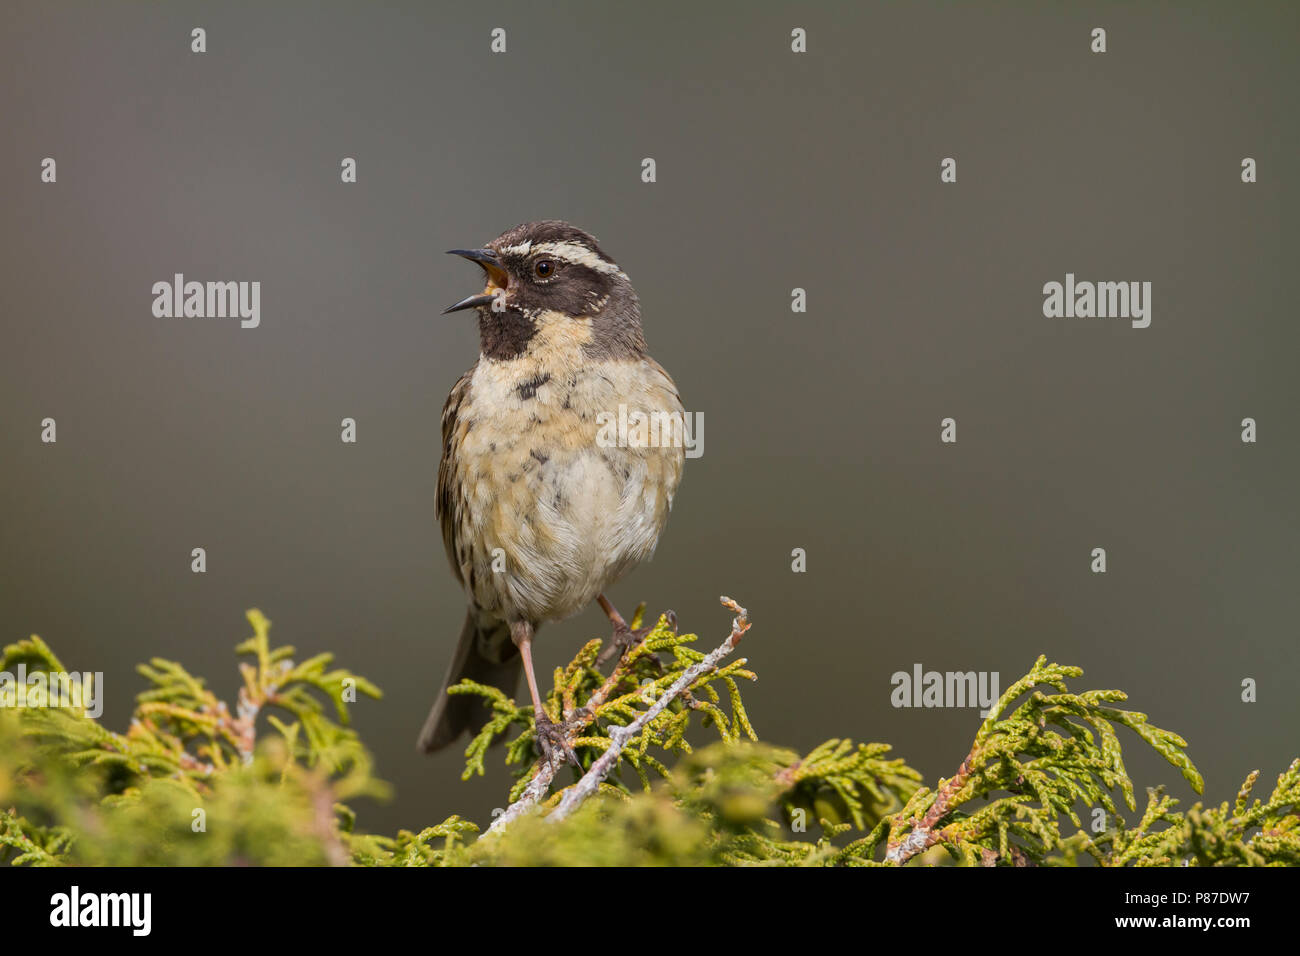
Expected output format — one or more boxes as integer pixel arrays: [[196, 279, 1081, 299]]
[[478, 308, 537, 361]]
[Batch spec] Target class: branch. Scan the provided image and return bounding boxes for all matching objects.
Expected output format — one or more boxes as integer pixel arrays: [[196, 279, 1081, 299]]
[[483, 629, 658, 834], [485, 596, 752, 835], [885, 753, 974, 865], [548, 597, 751, 823], [484, 746, 566, 834]]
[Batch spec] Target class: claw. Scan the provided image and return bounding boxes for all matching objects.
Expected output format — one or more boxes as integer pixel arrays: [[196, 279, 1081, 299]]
[[596, 622, 654, 666], [534, 712, 580, 767]]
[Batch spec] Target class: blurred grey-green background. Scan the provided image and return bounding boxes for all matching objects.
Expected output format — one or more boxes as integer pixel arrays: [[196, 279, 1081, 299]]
[[2, 1, 1297, 837]]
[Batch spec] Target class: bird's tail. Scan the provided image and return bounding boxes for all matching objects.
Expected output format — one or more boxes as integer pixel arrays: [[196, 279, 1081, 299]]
[[417, 608, 521, 753]]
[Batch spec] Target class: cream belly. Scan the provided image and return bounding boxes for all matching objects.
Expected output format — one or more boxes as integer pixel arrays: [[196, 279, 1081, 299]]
[[449, 352, 684, 624]]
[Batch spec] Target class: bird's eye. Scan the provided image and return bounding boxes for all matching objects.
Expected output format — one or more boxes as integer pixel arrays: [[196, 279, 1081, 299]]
[[533, 259, 555, 279]]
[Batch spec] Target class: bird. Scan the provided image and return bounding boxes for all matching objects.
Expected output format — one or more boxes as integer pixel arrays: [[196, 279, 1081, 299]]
[[417, 220, 686, 764]]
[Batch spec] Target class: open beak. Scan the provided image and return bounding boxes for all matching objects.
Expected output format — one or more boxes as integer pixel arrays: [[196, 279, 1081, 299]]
[[444, 248, 509, 313]]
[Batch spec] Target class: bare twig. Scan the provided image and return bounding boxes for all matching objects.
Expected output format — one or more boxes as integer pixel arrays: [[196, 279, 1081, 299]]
[[485, 746, 566, 834], [484, 630, 654, 835], [548, 597, 750, 824], [485, 596, 751, 835], [885, 753, 974, 864]]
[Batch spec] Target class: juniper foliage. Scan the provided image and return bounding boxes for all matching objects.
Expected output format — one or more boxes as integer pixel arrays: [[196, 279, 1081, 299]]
[[1, 609, 1295, 866]]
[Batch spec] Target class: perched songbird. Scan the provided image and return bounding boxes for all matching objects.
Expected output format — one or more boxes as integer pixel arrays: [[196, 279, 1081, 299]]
[[418, 221, 686, 763]]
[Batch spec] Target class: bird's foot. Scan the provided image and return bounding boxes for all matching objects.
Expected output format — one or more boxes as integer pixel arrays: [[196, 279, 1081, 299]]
[[534, 711, 581, 767], [597, 618, 659, 666], [598, 608, 681, 671]]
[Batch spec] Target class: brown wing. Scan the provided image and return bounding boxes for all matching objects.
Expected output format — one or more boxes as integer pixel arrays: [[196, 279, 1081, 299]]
[[436, 367, 475, 588]]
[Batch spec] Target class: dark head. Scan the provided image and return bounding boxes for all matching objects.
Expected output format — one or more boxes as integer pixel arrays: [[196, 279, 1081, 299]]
[[445, 220, 646, 361]]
